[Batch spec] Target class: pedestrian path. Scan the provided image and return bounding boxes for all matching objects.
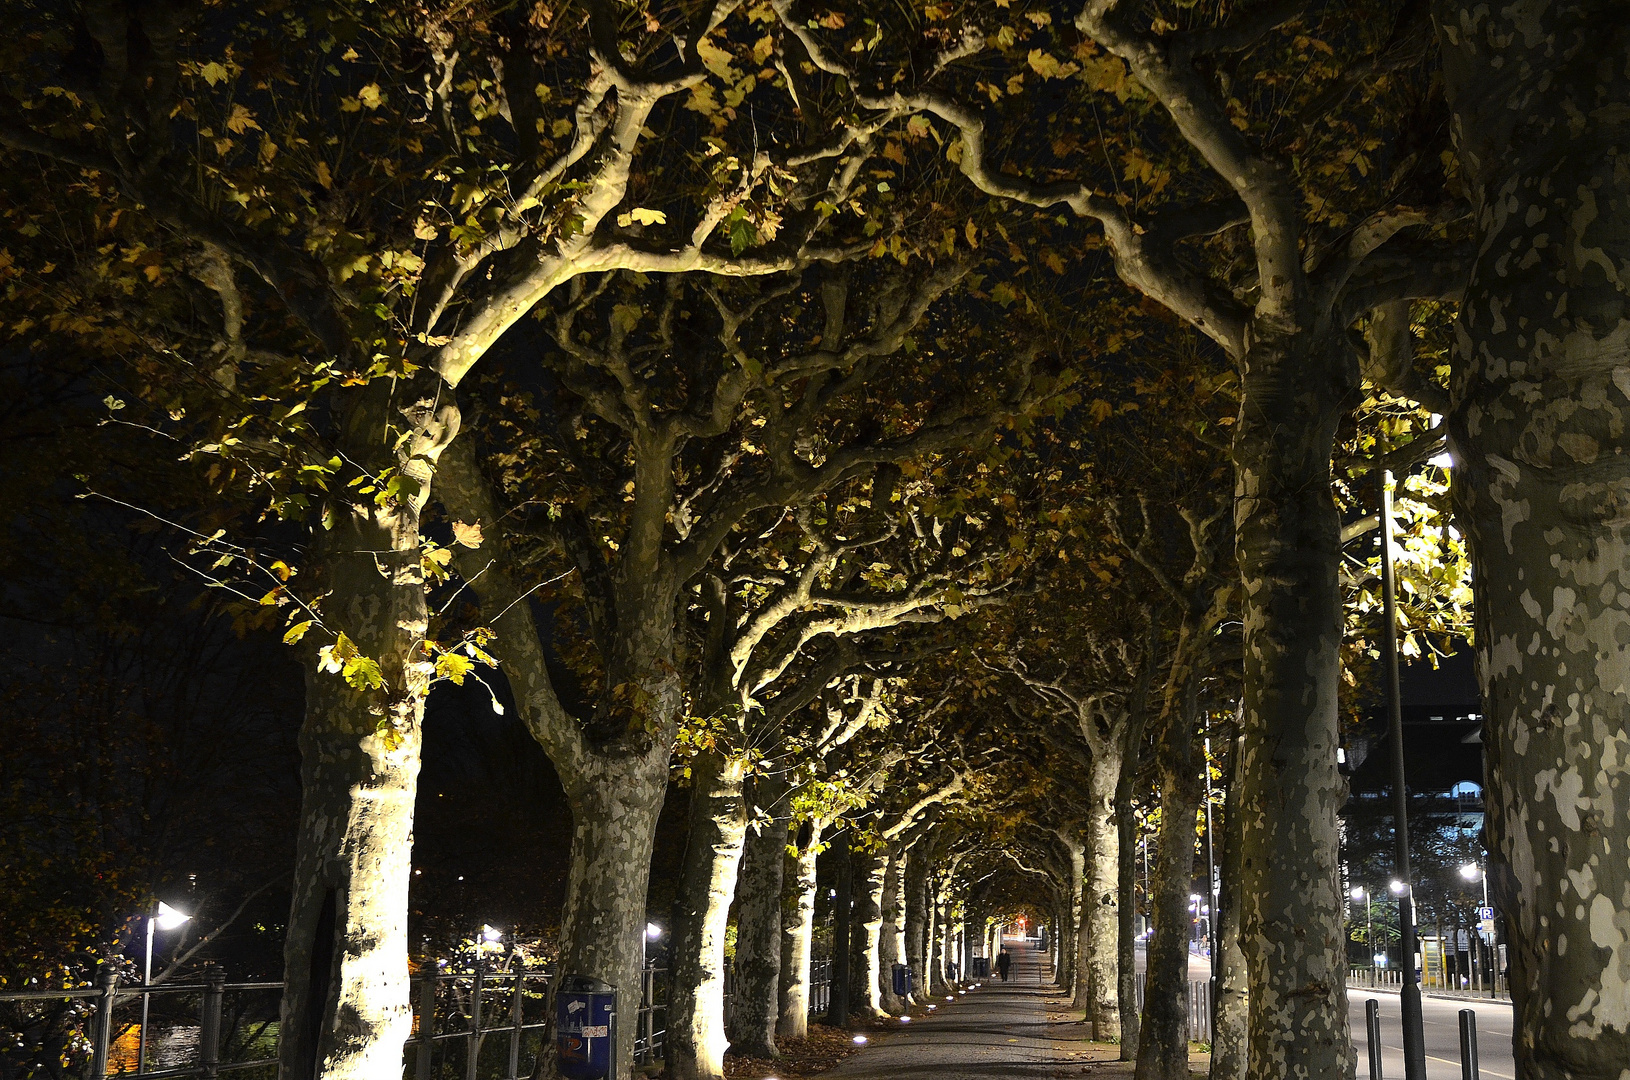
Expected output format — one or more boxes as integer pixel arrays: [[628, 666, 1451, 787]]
[[817, 939, 1056, 1080]]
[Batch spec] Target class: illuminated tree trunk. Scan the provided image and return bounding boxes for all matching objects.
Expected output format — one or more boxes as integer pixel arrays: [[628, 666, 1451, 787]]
[[1135, 673, 1202, 1080], [777, 822, 823, 1040], [1211, 735, 1248, 1080], [904, 854, 929, 1002], [278, 382, 455, 1080], [1117, 728, 1145, 1061], [878, 846, 907, 1013], [1082, 752, 1123, 1040], [731, 774, 789, 1059], [1233, 333, 1353, 1080], [667, 751, 751, 1080], [1054, 840, 1082, 999], [848, 847, 885, 1018], [1436, 4, 1630, 1075]]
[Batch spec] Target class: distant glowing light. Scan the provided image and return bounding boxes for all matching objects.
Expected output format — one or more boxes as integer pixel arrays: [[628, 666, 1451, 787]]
[[852, 1035, 868, 1045], [1390, 879, 1407, 895], [1430, 452, 1454, 469], [1459, 863, 1482, 882], [899, 1016, 911, 1023], [481, 925, 503, 942], [647, 923, 663, 940]]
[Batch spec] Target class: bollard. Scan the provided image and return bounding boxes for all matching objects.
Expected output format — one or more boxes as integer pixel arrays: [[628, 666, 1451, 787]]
[[91, 969, 119, 1079], [1366, 999, 1383, 1080], [199, 969, 226, 1080], [1458, 1009, 1479, 1080]]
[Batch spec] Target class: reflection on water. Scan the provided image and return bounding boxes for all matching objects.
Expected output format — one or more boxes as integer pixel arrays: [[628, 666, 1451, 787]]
[[106, 1023, 201, 1074]]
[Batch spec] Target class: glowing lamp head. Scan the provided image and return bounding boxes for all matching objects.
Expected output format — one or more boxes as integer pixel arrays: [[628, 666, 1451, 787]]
[[154, 902, 190, 931], [481, 925, 503, 943], [1389, 879, 1407, 895], [1459, 863, 1481, 882], [646, 923, 663, 940], [1350, 886, 1366, 901]]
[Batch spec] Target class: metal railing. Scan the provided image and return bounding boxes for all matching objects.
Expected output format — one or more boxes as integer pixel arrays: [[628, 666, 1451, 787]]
[[0, 951, 842, 1079], [0, 969, 281, 1080], [1129, 975, 1213, 1045], [1347, 966, 1509, 1000]]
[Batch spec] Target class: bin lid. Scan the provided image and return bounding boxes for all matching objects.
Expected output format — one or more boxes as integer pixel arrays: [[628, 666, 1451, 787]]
[[560, 975, 616, 994]]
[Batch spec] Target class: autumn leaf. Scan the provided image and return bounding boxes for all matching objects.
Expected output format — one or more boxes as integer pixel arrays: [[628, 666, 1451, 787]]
[[198, 61, 230, 86], [451, 521, 484, 548]]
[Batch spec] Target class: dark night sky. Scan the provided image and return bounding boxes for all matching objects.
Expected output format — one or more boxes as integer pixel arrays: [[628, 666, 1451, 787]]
[[1348, 645, 1484, 796]]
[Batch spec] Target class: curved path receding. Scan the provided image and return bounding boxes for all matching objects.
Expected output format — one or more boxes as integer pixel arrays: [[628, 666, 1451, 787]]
[[816, 938, 1057, 1080]]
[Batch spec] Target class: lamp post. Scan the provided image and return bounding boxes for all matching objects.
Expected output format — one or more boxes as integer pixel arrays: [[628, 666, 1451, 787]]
[[140, 902, 191, 1074], [1461, 863, 1492, 994], [1351, 887, 1374, 981], [1380, 463, 1427, 1080]]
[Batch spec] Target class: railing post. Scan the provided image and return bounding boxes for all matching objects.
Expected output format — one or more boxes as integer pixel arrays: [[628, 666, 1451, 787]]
[[1366, 999, 1383, 1080], [199, 969, 226, 1080], [466, 967, 484, 1080], [1458, 1010, 1479, 1080], [415, 975, 437, 1080], [507, 968, 523, 1080], [91, 969, 118, 1079]]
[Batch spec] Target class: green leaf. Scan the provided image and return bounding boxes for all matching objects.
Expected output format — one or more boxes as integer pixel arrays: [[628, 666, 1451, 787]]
[[283, 620, 314, 645], [341, 654, 384, 691]]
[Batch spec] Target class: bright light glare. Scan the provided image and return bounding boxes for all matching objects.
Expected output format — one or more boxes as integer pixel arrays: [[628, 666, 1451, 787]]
[[155, 902, 191, 931], [646, 922, 663, 940], [926, 1004, 936, 1010], [1430, 452, 1454, 469], [1374, 954, 1388, 967], [946, 996, 954, 1002], [852, 1035, 868, 1045], [1459, 863, 1481, 882], [481, 925, 503, 942], [1390, 879, 1407, 895], [1350, 886, 1366, 901]]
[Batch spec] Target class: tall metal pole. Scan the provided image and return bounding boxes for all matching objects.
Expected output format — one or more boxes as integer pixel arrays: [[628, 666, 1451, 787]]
[[1382, 467, 1427, 1080], [140, 913, 154, 1076]]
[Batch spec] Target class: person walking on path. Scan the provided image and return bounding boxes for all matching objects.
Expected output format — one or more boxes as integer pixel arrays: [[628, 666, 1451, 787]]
[[996, 948, 1012, 982]]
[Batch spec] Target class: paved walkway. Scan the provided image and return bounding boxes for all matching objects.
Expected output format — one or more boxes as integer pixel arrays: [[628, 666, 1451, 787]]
[[819, 939, 1057, 1080]]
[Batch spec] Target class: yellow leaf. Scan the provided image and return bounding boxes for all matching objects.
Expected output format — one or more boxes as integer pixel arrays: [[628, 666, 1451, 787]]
[[198, 61, 230, 86], [451, 521, 484, 548], [225, 103, 260, 134], [315, 161, 333, 189], [283, 620, 313, 644], [357, 83, 383, 109]]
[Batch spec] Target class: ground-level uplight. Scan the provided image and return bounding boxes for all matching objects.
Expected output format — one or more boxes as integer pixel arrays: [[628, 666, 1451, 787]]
[[899, 1016, 911, 1022], [852, 1035, 868, 1045]]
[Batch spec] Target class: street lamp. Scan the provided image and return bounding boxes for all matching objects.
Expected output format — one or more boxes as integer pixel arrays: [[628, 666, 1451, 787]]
[[140, 902, 191, 1072], [1351, 887, 1375, 979], [1460, 863, 1493, 994]]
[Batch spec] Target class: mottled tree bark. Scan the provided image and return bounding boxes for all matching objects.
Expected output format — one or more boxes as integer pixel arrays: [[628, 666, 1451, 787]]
[[668, 752, 751, 1080], [877, 845, 907, 1013], [1054, 842, 1082, 1001], [1210, 735, 1248, 1080], [1135, 675, 1203, 1080], [778, 821, 824, 1039], [1436, 4, 1630, 1075], [1233, 333, 1353, 1080], [825, 833, 852, 1027], [278, 381, 457, 1080], [1117, 739, 1144, 1061], [848, 847, 885, 1018], [731, 775, 789, 1059], [1082, 751, 1124, 1040], [904, 853, 928, 1002]]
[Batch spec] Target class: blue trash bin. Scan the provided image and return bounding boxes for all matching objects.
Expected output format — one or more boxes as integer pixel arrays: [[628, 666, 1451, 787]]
[[557, 976, 617, 1080], [891, 963, 914, 998]]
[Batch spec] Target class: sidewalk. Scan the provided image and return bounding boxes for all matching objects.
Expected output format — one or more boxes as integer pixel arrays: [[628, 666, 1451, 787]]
[[814, 941, 1056, 1080]]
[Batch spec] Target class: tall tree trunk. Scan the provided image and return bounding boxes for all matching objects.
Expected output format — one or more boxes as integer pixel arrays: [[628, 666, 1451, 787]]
[[1436, 4, 1630, 1077], [847, 846, 885, 1018], [731, 774, 789, 1060], [878, 846, 906, 1013], [1211, 734, 1248, 1080], [667, 751, 751, 1080], [1135, 676, 1203, 1080], [278, 381, 456, 1080], [825, 833, 852, 1027], [1083, 751, 1124, 1040], [778, 821, 823, 1039], [929, 889, 950, 995], [904, 853, 928, 1002], [1233, 333, 1353, 1080], [1056, 866, 1080, 1000], [1117, 742, 1144, 1061]]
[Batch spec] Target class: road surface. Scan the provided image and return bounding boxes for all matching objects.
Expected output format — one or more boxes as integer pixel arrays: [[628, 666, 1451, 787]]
[[1350, 989, 1515, 1080]]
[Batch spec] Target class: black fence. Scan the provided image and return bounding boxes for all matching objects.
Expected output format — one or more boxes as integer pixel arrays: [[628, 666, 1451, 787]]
[[0, 956, 836, 1079]]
